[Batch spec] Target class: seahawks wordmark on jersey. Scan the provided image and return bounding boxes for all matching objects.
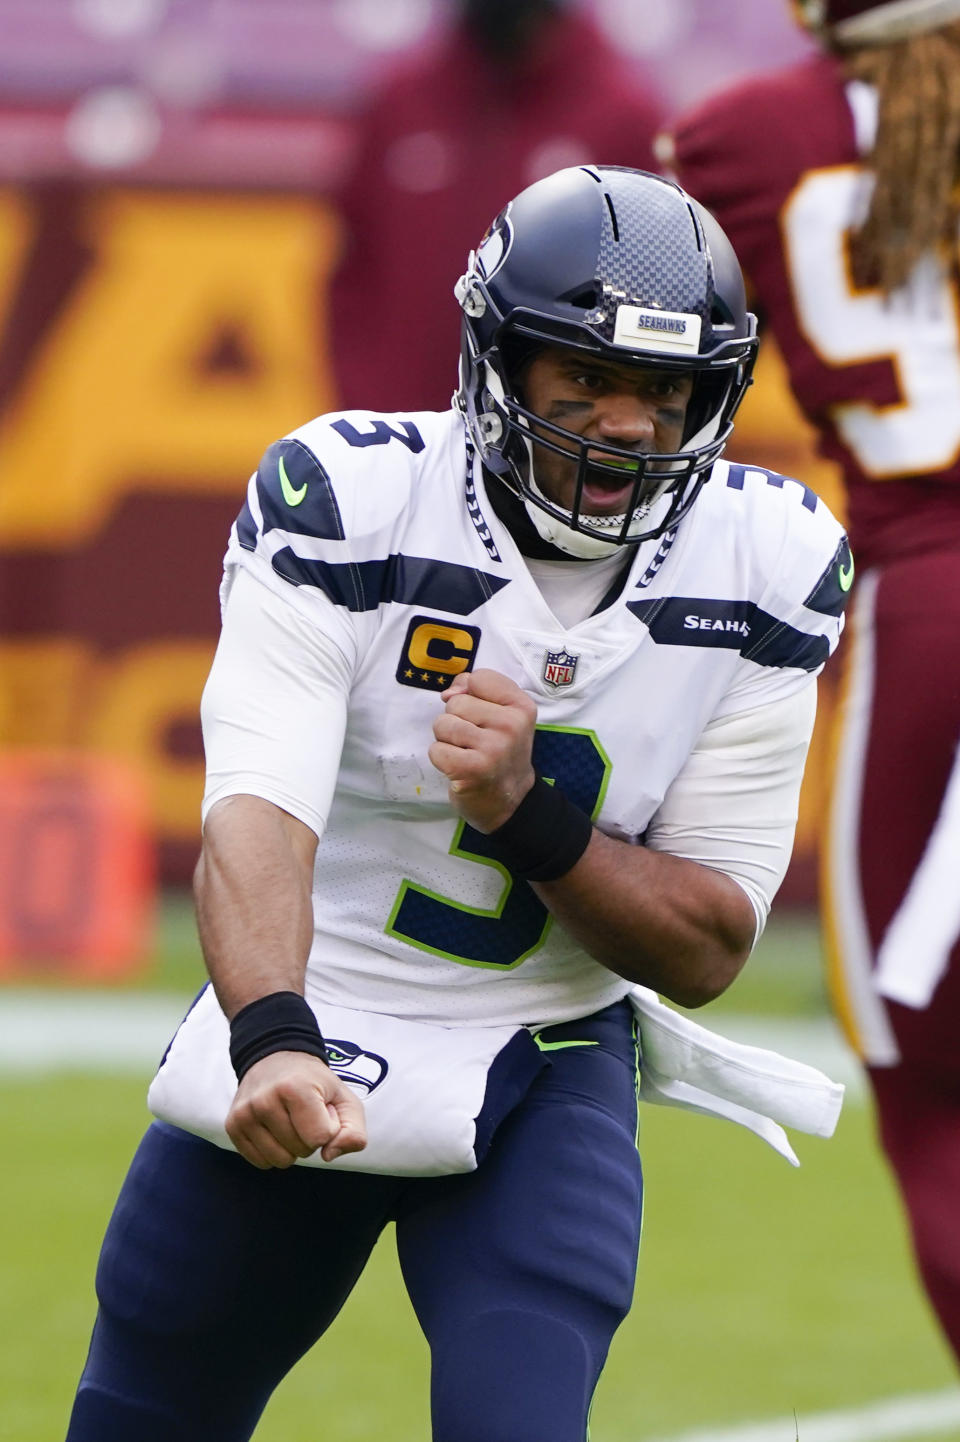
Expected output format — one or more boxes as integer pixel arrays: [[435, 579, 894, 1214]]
[[212, 407, 848, 1028]]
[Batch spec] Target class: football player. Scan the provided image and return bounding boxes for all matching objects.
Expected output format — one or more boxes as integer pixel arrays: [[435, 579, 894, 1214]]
[[668, 0, 960, 1365], [66, 166, 848, 1441]]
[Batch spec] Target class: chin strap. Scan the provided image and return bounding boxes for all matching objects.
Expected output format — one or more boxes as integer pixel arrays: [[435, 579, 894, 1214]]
[[483, 468, 585, 560], [524, 489, 633, 559]]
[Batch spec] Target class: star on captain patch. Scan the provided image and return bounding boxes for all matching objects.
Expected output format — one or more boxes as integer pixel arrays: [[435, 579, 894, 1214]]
[[542, 648, 578, 690]]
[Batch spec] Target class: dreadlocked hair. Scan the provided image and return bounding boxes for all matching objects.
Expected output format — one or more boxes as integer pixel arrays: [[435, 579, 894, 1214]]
[[843, 21, 960, 293]]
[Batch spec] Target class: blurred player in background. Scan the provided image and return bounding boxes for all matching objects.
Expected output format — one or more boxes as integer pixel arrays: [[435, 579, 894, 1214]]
[[66, 165, 847, 1440], [667, 0, 960, 1364], [329, 0, 663, 412]]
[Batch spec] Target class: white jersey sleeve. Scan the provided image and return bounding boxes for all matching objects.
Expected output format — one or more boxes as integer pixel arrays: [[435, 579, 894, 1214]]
[[200, 568, 355, 838], [645, 682, 818, 944]]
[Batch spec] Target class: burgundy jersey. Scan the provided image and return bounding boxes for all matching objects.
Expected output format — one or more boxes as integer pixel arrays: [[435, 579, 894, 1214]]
[[330, 11, 662, 417], [671, 53, 960, 569]]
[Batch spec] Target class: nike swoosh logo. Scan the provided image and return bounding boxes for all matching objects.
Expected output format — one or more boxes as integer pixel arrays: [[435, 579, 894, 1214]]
[[278, 455, 307, 507], [533, 1035, 600, 1053], [838, 556, 855, 592]]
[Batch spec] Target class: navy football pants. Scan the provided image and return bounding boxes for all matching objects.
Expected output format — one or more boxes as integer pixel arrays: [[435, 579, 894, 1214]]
[[66, 1001, 642, 1442]]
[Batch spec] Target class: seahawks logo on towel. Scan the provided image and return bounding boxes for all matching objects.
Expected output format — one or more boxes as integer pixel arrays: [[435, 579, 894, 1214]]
[[325, 1038, 389, 1094]]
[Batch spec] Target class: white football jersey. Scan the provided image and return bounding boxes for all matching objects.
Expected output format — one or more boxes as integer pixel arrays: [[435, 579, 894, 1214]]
[[204, 406, 849, 1027]]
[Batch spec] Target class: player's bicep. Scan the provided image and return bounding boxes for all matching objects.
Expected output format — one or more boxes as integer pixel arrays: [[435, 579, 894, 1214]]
[[201, 567, 355, 839]]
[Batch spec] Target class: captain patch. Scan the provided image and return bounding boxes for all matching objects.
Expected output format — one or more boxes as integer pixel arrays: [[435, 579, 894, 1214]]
[[397, 615, 481, 691]]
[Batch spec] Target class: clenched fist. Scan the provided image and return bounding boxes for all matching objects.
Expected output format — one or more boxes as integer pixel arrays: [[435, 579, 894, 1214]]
[[429, 668, 537, 832], [226, 1050, 368, 1170]]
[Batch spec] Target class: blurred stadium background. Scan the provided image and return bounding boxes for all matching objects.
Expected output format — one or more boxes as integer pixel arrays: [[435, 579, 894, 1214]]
[[0, 2, 957, 1439]]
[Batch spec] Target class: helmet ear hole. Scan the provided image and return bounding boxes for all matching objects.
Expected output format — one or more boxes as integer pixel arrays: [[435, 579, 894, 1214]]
[[710, 297, 736, 327]]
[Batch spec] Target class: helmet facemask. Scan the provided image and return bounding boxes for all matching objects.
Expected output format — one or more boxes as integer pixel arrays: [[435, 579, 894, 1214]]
[[461, 314, 753, 559]]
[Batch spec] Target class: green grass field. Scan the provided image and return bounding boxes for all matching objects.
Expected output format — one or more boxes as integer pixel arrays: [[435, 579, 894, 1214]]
[[2, 897, 956, 1442]]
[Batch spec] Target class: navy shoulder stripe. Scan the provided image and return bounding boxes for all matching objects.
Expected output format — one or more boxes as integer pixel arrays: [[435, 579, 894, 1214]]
[[804, 535, 853, 617], [255, 438, 345, 541], [628, 596, 829, 672], [271, 550, 509, 615]]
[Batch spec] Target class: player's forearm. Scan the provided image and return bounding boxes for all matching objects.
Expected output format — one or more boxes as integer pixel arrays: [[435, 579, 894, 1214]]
[[193, 794, 318, 1020], [533, 830, 755, 1008]]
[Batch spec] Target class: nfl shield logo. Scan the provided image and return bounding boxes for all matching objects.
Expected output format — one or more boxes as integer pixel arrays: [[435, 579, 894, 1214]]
[[543, 648, 578, 690]]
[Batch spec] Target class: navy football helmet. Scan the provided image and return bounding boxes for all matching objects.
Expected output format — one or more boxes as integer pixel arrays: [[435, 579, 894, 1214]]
[[455, 165, 757, 556], [793, 0, 960, 43]]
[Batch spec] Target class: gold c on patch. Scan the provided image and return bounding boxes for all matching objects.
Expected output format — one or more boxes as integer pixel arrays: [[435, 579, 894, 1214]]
[[396, 615, 481, 691]]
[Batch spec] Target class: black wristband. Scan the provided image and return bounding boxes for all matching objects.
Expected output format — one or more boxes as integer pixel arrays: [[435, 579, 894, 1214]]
[[486, 775, 593, 882], [228, 991, 328, 1081]]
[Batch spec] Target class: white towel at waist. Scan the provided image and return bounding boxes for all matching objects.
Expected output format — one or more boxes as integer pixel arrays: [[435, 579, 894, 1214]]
[[630, 986, 845, 1167]]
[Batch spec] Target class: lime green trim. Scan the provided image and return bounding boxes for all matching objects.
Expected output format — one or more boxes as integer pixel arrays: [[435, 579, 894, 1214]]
[[533, 1035, 599, 1053], [839, 554, 855, 591], [385, 815, 553, 968], [386, 899, 553, 969]]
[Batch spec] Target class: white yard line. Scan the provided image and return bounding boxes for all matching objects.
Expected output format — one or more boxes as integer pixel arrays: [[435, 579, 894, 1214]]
[[0, 991, 190, 1074], [646, 1388, 960, 1442]]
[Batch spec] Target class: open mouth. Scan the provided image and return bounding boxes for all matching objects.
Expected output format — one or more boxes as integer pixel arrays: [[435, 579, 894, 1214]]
[[581, 458, 639, 511]]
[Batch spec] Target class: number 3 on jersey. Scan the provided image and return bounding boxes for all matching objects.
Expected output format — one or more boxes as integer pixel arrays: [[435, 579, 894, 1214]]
[[386, 726, 610, 969], [781, 165, 960, 477]]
